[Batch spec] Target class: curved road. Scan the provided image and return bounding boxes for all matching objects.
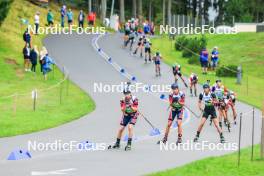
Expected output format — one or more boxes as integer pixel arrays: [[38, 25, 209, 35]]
[[0, 33, 262, 176]]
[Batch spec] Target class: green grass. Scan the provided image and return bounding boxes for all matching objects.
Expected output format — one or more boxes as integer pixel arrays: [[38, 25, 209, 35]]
[[151, 33, 264, 108], [0, 0, 95, 137], [149, 145, 264, 176]]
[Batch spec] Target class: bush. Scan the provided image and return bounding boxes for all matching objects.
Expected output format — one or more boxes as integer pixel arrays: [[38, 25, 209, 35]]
[[0, 0, 13, 26], [175, 36, 188, 51], [216, 65, 238, 77], [188, 55, 200, 65], [175, 35, 207, 59]]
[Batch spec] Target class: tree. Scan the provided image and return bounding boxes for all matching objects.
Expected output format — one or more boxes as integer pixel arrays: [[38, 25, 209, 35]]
[[138, 0, 142, 22], [119, 0, 125, 23], [148, 0, 152, 21], [132, 0, 136, 18], [167, 0, 171, 26], [162, 0, 166, 25], [0, 0, 13, 26], [88, 0, 92, 13], [100, 0, 107, 21]]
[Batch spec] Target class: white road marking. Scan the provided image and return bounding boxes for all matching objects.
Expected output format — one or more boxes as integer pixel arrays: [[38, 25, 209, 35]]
[[31, 168, 77, 175]]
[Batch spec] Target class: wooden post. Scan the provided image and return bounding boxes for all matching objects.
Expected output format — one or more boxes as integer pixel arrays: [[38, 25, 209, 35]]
[[251, 107, 255, 161], [60, 83, 63, 105], [13, 93, 17, 117], [238, 113, 242, 167], [261, 102, 264, 159], [33, 90, 37, 111]]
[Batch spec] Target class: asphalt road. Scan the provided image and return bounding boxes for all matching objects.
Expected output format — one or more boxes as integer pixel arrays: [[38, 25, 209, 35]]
[[0, 33, 262, 176]]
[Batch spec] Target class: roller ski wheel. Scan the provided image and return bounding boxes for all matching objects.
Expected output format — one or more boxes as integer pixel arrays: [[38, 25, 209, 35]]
[[124, 145, 131, 151]]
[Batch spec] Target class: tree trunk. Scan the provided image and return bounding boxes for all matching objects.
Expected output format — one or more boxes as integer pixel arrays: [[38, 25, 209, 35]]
[[88, 0, 92, 13], [162, 0, 166, 25], [100, 0, 107, 22], [167, 0, 171, 26], [120, 0, 125, 23], [138, 0, 142, 22], [148, 0, 152, 22], [132, 0, 137, 18], [110, 0, 115, 17]]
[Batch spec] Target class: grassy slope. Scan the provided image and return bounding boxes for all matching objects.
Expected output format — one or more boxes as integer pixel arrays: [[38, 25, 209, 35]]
[[150, 33, 264, 175], [0, 0, 95, 137], [151, 33, 264, 108], [150, 145, 264, 176]]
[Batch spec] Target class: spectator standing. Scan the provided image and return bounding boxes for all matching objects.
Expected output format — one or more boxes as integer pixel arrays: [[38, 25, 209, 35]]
[[30, 46, 39, 73], [23, 28, 31, 47], [42, 54, 55, 80], [211, 46, 219, 70], [47, 9, 54, 26], [78, 10, 85, 28], [34, 11, 40, 35], [67, 9, 73, 29], [200, 48, 209, 74], [23, 43, 31, 72], [61, 5, 66, 27], [143, 21, 150, 34], [39, 46, 48, 72], [87, 11, 96, 26], [150, 22, 155, 35]]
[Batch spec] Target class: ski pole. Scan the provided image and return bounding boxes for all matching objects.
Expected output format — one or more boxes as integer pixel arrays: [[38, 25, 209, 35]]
[[179, 75, 188, 88], [184, 105, 200, 118], [138, 111, 156, 130]]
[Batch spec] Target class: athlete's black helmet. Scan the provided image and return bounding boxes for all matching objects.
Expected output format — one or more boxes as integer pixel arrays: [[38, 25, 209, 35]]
[[156, 52, 160, 56], [216, 79, 221, 83], [171, 83, 179, 90], [203, 84, 210, 89]]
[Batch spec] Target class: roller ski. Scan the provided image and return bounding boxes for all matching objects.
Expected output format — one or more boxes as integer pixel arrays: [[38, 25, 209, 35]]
[[124, 144, 132, 151], [193, 135, 199, 142], [157, 137, 167, 144], [176, 135, 182, 145], [108, 139, 120, 149]]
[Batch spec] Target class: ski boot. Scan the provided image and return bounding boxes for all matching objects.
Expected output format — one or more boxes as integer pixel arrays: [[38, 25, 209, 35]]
[[219, 122, 223, 129], [227, 122, 231, 132]]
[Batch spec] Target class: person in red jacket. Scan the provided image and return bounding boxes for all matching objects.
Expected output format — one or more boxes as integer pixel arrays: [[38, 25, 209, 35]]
[[158, 83, 185, 145], [87, 12, 96, 26], [109, 89, 139, 151]]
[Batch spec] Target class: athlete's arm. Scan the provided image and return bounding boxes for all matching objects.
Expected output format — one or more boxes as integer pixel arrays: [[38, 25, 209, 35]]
[[179, 94, 185, 106], [211, 93, 218, 104], [198, 93, 203, 111], [120, 100, 126, 112], [131, 98, 138, 112]]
